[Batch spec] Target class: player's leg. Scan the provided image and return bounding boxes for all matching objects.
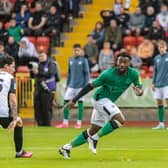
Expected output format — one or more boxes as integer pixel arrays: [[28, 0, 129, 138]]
[[59, 124, 101, 159], [59, 129, 89, 159], [88, 113, 124, 154], [14, 117, 32, 158], [152, 99, 165, 129], [0, 117, 32, 158], [152, 87, 165, 129], [75, 88, 85, 128], [58, 108, 101, 159], [87, 98, 124, 153], [75, 101, 83, 128], [56, 88, 75, 128]]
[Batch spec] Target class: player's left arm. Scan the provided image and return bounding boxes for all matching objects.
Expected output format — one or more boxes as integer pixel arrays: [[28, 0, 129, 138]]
[[133, 73, 144, 96]]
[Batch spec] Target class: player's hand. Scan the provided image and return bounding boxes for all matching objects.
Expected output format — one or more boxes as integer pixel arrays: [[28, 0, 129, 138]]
[[63, 100, 75, 110], [152, 84, 155, 92], [16, 117, 23, 127], [8, 120, 17, 131], [133, 86, 143, 96]]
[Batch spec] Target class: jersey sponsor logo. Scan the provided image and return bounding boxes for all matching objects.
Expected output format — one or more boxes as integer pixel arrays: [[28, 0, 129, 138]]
[[78, 61, 82, 65]]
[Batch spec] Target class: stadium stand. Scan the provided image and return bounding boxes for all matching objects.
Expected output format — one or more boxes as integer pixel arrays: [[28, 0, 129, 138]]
[[3, 0, 167, 118]]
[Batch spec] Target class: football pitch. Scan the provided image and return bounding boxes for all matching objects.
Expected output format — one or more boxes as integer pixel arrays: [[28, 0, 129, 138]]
[[1, 126, 168, 168]]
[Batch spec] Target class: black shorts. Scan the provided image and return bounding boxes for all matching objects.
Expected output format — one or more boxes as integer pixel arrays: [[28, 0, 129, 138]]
[[0, 117, 13, 128]]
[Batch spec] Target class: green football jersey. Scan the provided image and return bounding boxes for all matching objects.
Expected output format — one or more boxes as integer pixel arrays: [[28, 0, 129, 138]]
[[92, 67, 142, 102]]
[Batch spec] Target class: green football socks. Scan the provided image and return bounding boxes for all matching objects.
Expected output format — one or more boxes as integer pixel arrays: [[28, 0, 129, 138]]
[[78, 101, 84, 121], [98, 120, 119, 138], [63, 100, 70, 120], [70, 131, 88, 148], [158, 106, 165, 122], [98, 122, 114, 137]]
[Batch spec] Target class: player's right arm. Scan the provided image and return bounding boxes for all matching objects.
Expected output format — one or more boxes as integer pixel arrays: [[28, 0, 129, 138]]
[[64, 71, 107, 108], [64, 83, 94, 109], [133, 71, 143, 96]]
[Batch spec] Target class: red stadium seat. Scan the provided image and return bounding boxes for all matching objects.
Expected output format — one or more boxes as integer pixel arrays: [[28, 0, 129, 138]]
[[17, 66, 30, 73], [36, 45, 49, 53], [136, 36, 145, 46], [28, 36, 36, 46], [36, 37, 50, 53], [36, 36, 50, 46], [123, 36, 137, 47]]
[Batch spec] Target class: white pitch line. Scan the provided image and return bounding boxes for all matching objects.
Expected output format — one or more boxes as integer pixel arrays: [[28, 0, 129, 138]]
[[1, 147, 168, 151]]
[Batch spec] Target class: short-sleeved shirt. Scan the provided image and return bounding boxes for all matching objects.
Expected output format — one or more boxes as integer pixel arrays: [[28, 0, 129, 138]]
[[92, 67, 142, 102], [0, 71, 16, 117]]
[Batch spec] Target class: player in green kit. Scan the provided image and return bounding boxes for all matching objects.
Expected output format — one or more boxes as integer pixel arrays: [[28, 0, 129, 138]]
[[58, 52, 143, 159]]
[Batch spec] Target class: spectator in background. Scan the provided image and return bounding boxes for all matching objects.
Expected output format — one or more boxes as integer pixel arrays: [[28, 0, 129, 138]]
[[5, 36, 19, 64], [39, 0, 54, 12], [117, 6, 130, 35], [100, 9, 116, 28], [147, 20, 165, 42], [163, 0, 168, 6], [0, 21, 8, 44], [99, 41, 114, 72], [0, 40, 7, 58], [68, 0, 80, 18], [152, 40, 168, 130], [143, 6, 156, 35], [16, 3, 30, 36], [52, 0, 68, 15], [84, 34, 99, 70], [0, 0, 12, 22], [91, 21, 105, 49], [56, 44, 90, 129], [33, 52, 58, 126], [13, 0, 26, 13], [127, 7, 145, 36], [140, 0, 160, 15], [43, 5, 61, 47], [52, 0, 69, 32], [156, 4, 168, 31], [113, 0, 123, 16], [104, 19, 122, 51], [18, 37, 38, 66], [130, 47, 142, 70], [8, 19, 23, 43], [28, 2, 46, 36]]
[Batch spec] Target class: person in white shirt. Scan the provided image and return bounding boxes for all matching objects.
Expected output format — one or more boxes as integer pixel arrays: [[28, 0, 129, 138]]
[[0, 56, 32, 158]]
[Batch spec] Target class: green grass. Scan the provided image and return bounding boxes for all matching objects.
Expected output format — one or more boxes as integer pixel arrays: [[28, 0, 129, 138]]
[[1, 127, 168, 168]]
